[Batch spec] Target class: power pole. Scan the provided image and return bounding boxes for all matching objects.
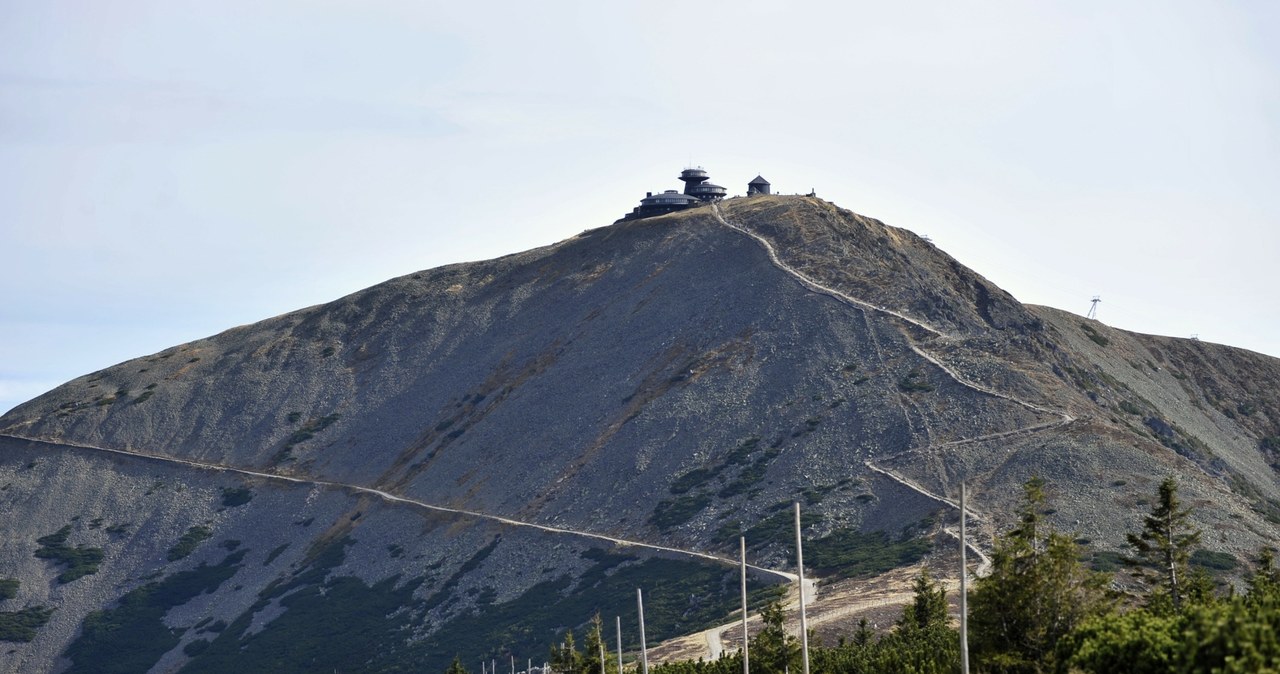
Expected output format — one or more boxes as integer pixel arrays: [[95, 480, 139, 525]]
[[960, 482, 970, 674], [1087, 295, 1101, 320], [615, 616, 623, 674], [794, 503, 810, 674], [740, 536, 750, 674], [637, 589, 649, 674]]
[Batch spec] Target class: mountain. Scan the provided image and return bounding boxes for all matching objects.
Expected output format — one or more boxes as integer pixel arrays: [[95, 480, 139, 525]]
[[1, 195, 1277, 672]]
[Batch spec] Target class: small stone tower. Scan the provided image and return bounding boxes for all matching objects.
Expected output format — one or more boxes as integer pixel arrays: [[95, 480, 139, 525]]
[[747, 175, 771, 196], [679, 168, 727, 201]]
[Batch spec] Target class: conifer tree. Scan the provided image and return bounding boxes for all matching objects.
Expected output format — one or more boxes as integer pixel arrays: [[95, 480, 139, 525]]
[[551, 629, 584, 674], [583, 614, 614, 674], [1126, 477, 1201, 611], [445, 656, 471, 674], [750, 601, 799, 674], [969, 477, 1109, 673], [897, 568, 948, 633]]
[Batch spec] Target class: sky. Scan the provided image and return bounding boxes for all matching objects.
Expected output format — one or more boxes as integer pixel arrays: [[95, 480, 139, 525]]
[[2, 1, 1278, 414]]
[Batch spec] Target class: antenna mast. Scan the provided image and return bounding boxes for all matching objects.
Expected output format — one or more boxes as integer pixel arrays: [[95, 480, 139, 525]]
[[1087, 296, 1101, 320]]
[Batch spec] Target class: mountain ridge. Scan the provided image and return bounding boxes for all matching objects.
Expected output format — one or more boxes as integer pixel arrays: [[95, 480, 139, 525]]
[[1, 194, 1276, 671]]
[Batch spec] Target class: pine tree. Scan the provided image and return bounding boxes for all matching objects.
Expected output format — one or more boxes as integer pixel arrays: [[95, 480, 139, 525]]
[[969, 477, 1110, 673], [445, 656, 471, 674], [1126, 477, 1201, 611], [897, 568, 948, 633], [750, 600, 799, 674], [551, 629, 584, 674], [583, 614, 614, 674]]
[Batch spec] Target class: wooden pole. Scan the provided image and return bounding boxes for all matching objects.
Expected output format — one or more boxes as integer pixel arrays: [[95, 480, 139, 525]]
[[794, 503, 810, 674], [960, 481, 970, 674], [615, 616, 623, 674], [637, 589, 649, 674], [740, 536, 750, 674]]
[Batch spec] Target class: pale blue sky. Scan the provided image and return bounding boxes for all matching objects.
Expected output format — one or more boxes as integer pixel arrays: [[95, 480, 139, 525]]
[[3, 1, 1278, 413]]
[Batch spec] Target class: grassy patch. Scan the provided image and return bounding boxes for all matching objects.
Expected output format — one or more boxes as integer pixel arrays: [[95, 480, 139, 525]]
[[35, 526, 104, 583], [1190, 549, 1238, 571], [1080, 322, 1110, 346], [650, 494, 712, 530], [63, 552, 245, 673], [1089, 550, 1127, 573], [274, 413, 341, 462], [220, 487, 253, 508], [669, 468, 719, 495], [803, 527, 932, 580], [167, 526, 213, 562], [898, 368, 935, 393], [177, 538, 784, 674], [1119, 400, 1142, 415], [717, 507, 824, 549], [263, 544, 290, 566], [0, 579, 17, 600], [0, 606, 54, 642]]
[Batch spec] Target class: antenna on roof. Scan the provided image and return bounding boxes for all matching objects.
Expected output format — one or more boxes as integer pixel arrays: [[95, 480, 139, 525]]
[[1087, 296, 1101, 320]]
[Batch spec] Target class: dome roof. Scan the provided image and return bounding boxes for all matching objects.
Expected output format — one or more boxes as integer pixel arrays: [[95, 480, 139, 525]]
[[640, 190, 699, 206]]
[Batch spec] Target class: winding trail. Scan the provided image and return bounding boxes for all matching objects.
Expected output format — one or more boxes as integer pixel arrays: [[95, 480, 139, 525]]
[[0, 432, 797, 584], [3, 202, 1093, 663], [708, 200, 1083, 579]]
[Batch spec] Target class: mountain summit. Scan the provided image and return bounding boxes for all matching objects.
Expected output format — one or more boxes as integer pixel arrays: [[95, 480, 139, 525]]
[[1, 194, 1277, 671]]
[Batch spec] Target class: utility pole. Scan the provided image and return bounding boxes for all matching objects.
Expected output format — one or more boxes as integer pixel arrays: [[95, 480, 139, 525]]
[[794, 503, 810, 674], [740, 536, 750, 674], [616, 616, 623, 674], [960, 481, 970, 674], [1087, 295, 1101, 320], [637, 589, 649, 674]]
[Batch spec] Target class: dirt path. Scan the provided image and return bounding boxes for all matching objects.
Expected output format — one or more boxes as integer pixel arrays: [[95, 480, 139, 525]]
[[0, 433, 797, 585]]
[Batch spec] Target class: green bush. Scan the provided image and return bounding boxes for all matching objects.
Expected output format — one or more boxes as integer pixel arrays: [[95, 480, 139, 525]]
[[1190, 549, 1238, 571], [0, 579, 17, 600], [898, 369, 935, 393], [167, 526, 213, 562], [35, 526, 104, 583], [220, 487, 253, 508], [63, 552, 245, 673], [649, 494, 712, 530], [0, 606, 54, 642]]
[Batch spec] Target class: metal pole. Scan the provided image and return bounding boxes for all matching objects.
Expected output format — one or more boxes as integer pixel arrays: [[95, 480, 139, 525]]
[[637, 589, 649, 674], [794, 502, 809, 674], [740, 536, 750, 674], [512, 655, 515, 674], [616, 616, 623, 674], [960, 481, 970, 674]]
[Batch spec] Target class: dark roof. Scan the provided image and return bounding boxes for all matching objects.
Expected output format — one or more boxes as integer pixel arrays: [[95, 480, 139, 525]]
[[640, 190, 699, 205], [748, 175, 770, 185]]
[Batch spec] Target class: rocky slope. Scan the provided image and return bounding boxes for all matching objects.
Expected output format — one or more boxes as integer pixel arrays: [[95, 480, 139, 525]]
[[1, 195, 1276, 672]]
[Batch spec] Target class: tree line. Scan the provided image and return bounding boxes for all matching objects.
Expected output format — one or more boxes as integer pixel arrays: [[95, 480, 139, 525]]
[[447, 477, 1280, 673]]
